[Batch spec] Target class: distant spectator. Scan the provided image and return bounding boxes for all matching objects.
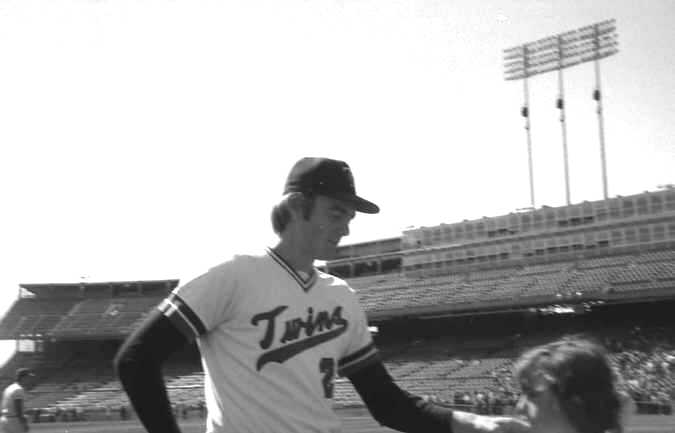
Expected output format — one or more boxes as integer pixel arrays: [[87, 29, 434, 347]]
[[1, 368, 37, 433], [453, 392, 464, 408], [491, 393, 504, 415], [75, 406, 84, 421]]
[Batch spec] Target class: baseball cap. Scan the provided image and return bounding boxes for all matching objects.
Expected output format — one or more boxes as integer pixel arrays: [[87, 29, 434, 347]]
[[284, 157, 379, 214], [16, 368, 35, 381]]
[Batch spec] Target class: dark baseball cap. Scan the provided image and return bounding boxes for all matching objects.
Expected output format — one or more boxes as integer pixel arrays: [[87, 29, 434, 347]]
[[284, 157, 379, 214], [16, 368, 35, 381]]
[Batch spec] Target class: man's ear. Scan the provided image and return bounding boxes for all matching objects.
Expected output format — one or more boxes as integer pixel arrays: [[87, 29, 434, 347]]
[[289, 193, 314, 220], [287, 193, 308, 221]]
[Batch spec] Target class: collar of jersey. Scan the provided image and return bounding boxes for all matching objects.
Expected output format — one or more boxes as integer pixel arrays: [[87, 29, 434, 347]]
[[266, 247, 318, 292]]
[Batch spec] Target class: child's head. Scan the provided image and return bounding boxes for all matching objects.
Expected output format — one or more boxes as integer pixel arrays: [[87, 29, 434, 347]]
[[513, 336, 623, 433]]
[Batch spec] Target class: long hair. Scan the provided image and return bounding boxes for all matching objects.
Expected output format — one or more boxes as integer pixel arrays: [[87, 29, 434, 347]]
[[270, 192, 315, 235], [513, 335, 623, 433]]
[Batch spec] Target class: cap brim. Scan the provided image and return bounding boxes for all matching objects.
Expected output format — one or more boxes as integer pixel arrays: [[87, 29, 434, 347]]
[[328, 192, 380, 214]]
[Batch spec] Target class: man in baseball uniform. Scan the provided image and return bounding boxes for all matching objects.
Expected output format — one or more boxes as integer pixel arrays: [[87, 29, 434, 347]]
[[1, 368, 35, 433], [115, 157, 530, 433]]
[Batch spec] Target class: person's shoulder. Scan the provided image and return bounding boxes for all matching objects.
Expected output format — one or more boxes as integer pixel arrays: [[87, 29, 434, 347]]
[[175, 249, 269, 290], [316, 269, 356, 294], [208, 248, 269, 272], [7, 382, 24, 395]]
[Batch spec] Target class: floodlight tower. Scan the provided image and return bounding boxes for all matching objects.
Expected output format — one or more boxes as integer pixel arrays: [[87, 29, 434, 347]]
[[503, 19, 618, 204], [503, 45, 536, 208], [556, 35, 570, 206]]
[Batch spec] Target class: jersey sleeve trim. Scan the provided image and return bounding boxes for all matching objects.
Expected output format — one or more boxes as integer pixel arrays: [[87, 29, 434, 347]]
[[157, 293, 207, 338], [338, 342, 380, 377]]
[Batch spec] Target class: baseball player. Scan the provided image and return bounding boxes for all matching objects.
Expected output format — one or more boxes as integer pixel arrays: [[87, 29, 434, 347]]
[[115, 157, 531, 433], [1, 368, 35, 433]]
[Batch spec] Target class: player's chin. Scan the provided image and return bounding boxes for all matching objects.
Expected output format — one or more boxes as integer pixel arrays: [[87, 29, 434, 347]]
[[316, 244, 339, 260]]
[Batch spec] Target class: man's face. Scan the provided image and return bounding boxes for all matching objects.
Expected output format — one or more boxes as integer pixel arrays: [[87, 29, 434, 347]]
[[303, 195, 355, 260]]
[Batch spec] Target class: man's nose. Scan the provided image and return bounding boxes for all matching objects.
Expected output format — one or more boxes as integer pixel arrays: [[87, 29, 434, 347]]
[[340, 222, 350, 237]]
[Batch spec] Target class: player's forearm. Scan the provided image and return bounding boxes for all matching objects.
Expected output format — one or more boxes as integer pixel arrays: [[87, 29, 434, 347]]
[[113, 309, 190, 433], [365, 389, 454, 432], [350, 362, 453, 432], [116, 356, 181, 433], [350, 361, 530, 433]]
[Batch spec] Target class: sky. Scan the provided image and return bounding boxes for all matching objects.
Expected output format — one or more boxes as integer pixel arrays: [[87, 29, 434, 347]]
[[0, 0, 673, 364]]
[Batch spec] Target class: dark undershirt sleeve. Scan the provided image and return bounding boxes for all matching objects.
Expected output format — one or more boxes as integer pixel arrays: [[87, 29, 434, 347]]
[[348, 360, 455, 433], [113, 308, 192, 433]]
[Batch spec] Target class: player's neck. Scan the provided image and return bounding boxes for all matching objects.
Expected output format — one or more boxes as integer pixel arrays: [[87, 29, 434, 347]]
[[272, 240, 314, 275]]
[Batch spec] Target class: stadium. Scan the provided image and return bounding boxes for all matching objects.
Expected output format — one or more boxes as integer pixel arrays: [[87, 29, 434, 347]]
[[0, 188, 673, 433]]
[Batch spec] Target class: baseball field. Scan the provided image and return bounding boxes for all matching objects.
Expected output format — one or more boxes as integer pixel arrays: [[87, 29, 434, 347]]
[[27, 409, 675, 433]]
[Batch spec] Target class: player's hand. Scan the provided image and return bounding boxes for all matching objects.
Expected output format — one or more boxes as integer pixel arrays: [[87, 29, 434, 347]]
[[452, 411, 531, 433], [479, 416, 530, 433]]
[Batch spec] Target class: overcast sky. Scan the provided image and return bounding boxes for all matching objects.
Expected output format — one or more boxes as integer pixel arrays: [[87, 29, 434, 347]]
[[0, 0, 673, 363]]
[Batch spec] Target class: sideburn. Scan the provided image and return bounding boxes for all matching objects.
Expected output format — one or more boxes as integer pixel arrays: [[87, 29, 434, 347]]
[[301, 194, 315, 220]]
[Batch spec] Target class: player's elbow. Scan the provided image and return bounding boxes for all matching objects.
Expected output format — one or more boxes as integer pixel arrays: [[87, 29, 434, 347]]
[[114, 336, 154, 383], [113, 310, 177, 382], [360, 391, 406, 428], [113, 344, 138, 385], [114, 342, 163, 399]]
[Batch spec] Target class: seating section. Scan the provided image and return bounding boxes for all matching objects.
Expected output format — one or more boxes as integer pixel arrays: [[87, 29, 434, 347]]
[[0, 298, 79, 338], [13, 325, 670, 412], [50, 297, 160, 337], [352, 249, 675, 315], [0, 296, 162, 340]]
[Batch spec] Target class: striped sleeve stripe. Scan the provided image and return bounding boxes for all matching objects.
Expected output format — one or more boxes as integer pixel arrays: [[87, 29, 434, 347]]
[[338, 342, 380, 377], [157, 294, 207, 338]]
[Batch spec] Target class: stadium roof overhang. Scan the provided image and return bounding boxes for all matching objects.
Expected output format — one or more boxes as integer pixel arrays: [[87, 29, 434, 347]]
[[366, 285, 675, 323]]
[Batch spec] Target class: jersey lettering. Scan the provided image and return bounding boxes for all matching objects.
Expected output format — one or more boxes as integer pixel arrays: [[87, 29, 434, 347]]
[[250, 305, 288, 349], [251, 305, 348, 371]]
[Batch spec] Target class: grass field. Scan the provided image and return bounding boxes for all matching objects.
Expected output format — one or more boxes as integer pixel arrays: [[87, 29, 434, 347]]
[[28, 409, 675, 433]]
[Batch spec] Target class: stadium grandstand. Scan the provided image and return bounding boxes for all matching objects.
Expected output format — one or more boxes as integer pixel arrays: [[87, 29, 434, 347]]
[[0, 188, 673, 422]]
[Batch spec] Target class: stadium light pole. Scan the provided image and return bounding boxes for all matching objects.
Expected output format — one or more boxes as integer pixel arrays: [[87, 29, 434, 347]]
[[592, 23, 613, 200], [523, 55, 536, 209], [504, 19, 618, 204], [556, 35, 571, 205], [504, 45, 536, 209]]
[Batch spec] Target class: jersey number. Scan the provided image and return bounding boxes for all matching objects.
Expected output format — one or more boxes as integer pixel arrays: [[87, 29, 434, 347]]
[[319, 357, 335, 398]]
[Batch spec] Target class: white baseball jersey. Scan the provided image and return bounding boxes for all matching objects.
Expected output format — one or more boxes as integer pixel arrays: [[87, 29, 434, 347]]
[[1, 383, 25, 417], [1, 383, 26, 433], [159, 248, 378, 433]]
